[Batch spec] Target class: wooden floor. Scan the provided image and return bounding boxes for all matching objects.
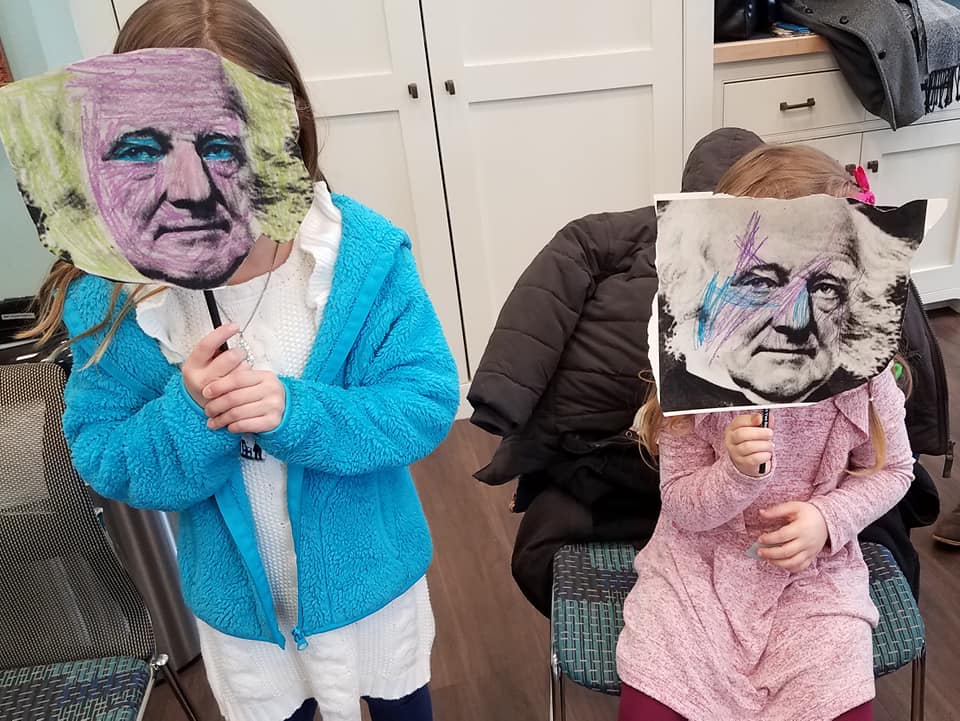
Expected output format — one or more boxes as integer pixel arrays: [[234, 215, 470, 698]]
[[146, 310, 960, 721]]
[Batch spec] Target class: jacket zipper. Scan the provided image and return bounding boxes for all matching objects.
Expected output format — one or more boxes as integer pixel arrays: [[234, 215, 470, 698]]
[[291, 559, 308, 650], [291, 625, 308, 651], [291, 465, 309, 651], [909, 280, 953, 476], [584, 428, 640, 450], [282, 227, 396, 651]]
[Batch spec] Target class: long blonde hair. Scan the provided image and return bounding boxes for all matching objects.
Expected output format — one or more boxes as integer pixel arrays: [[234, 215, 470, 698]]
[[637, 144, 908, 475], [22, 0, 323, 363]]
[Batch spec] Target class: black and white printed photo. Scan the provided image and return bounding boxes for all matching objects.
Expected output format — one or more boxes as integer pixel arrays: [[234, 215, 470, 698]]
[[653, 194, 927, 415]]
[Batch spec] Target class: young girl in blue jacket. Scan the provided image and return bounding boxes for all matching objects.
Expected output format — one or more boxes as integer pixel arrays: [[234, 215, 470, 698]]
[[30, 2, 459, 720]]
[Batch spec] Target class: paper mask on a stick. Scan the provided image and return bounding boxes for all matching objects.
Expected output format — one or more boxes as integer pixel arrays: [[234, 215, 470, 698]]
[[0, 48, 313, 290], [652, 194, 927, 415]]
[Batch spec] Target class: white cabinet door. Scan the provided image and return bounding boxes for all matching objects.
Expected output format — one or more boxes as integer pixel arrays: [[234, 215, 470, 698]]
[[786, 134, 862, 171], [112, 0, 468, 379], [421, 0, 684, 369], [861, 122, 960, 305]]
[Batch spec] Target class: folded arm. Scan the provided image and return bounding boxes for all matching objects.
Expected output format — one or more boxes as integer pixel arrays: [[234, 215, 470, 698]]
[[808, 371, 914, 553], [658, 417, 767, 532], [63, 341, 238, 512]]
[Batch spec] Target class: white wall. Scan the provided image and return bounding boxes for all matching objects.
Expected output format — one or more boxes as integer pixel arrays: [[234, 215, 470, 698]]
[[0, 0, 110, 299]]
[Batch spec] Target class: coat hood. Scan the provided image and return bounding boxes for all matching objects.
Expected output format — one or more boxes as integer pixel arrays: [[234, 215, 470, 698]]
[[681, 127, 764, 193]]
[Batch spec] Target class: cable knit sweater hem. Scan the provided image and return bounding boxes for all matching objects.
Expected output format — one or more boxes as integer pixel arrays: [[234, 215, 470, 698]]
[[221, 659, 431, 721], [225, 660, 432, 721], [200, 576, 434, 721]]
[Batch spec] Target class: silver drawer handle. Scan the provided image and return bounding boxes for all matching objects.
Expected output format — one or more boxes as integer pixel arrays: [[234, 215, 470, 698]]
[[780, 97, 816, 111]]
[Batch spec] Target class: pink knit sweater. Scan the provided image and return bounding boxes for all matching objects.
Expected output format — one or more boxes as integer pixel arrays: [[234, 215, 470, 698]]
[[617, 369, 914, 721]]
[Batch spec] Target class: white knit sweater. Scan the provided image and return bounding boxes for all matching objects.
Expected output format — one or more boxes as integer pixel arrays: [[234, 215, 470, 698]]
[[136, 184, 433, 721]]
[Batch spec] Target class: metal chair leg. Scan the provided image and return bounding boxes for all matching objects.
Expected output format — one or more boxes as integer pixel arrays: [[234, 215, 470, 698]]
[[548, 661, 555, 721], [152, 654, 201, 721], [550, 653, 566, 721], [910, 648, 926, 721]]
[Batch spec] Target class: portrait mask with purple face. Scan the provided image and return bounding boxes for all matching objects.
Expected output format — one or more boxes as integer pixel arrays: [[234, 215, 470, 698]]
[[652, 194, 928, 415], [0, 48, 313, 289]]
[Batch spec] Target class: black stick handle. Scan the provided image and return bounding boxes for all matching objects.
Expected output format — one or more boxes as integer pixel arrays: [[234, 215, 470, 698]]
[[758, 408, 770, 475], [203, 290, 230, 353]]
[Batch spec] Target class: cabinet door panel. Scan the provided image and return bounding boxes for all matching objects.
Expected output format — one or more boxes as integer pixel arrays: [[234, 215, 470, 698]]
[[461, 0, 651, 63], [786, 134, 862, 171], [423, 0, 683, 369], [862, 122, 960, 304], [112, 0, 468, 378], [468, 87, 655, 322]]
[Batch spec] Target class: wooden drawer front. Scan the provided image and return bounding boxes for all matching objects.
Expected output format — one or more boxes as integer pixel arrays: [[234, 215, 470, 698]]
[[723, 71, 866, 136]]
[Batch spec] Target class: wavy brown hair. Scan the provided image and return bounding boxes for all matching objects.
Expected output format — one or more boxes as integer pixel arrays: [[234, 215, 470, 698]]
[[712, 143, 860, 200], [22, 0, 322, 362], [636, 143, 909, 475]]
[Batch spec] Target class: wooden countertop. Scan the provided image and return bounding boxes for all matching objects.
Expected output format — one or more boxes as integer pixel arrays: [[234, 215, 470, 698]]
[[714, 34, 830, 64]]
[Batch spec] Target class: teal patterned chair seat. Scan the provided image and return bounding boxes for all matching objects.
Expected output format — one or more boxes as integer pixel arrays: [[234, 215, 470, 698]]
[[549, 541, 926, 721], [550, 543, 636, 696], [0, 658, 151, 721], [862, 542, 927, 678]]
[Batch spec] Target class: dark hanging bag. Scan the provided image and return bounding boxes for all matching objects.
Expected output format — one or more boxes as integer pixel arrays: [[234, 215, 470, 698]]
[[715, 1, 779, 41]]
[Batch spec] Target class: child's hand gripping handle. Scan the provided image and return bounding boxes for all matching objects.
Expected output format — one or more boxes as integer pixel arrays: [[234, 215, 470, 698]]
[[724, 412, 774, 478], [182, 323, 244, 407]]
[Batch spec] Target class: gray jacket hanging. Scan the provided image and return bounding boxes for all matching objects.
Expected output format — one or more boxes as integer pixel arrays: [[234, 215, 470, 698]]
[[780, 0, 925, 129]]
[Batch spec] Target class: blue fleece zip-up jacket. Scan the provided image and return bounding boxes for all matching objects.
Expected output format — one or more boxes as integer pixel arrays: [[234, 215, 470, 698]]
[[61, 195, 460, 648]]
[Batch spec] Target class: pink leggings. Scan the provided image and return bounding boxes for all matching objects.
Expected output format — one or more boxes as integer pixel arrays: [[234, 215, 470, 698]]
[[617, 684, 873, 721]]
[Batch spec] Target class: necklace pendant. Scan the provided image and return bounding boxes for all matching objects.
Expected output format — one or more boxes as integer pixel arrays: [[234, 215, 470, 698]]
[[236, 335, 255, 366]]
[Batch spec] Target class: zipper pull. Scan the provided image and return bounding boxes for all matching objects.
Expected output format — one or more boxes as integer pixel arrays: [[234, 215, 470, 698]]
[[943, 439, 954, 479], [291, 626, 308, 651]]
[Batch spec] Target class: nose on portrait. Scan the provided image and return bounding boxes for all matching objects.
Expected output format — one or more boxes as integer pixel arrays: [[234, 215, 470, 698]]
[[772, 287, 815, 342], [165, 142, 214, 204]]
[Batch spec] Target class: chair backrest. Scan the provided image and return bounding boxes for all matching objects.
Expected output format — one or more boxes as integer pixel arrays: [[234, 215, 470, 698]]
[[0, 362, 154, 669]]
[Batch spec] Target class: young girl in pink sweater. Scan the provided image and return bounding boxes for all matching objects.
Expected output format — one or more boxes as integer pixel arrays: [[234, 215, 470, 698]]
[[616, 145, 915, 721]]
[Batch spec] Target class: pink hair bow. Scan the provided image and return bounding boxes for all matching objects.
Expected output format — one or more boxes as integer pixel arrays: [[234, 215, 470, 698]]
[[852, 166, 876, 205]]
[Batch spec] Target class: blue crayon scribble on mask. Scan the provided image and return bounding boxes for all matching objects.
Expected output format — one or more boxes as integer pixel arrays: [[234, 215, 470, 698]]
[[696, 273, 728, 347], [694, 211, 774, 353], [792, 286, 810, 328], [696, 274, 770, 350]]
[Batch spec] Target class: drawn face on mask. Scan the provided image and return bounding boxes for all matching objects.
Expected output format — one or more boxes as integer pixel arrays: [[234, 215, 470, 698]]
[[694, 205, 857, 403], [80, 53, 256, 289], [0, 47, 314, 289], [654, 194, 924, 415]]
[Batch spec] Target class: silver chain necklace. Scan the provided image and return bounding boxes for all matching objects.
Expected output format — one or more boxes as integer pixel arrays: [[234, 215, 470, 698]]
[[214, 243, 281, 366]]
